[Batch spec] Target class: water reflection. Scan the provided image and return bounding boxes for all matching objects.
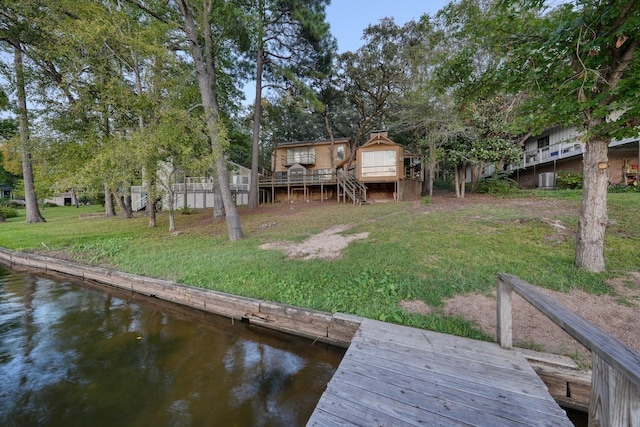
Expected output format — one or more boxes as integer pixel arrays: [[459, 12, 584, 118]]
[[0, 265, 343, 426]]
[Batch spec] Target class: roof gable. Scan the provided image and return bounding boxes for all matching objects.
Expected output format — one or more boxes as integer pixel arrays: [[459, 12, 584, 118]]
[[360, 133, 399, 149]]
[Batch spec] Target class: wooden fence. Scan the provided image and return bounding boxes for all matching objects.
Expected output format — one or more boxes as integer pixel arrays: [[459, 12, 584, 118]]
[[497, 273, 640, 426]]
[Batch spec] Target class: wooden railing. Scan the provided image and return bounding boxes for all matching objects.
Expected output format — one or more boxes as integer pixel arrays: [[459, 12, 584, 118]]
[[496, 273, 640, 426], [523, 141, 584, 166], [337, 170, 367, 205], [259, 171, 337, 185]]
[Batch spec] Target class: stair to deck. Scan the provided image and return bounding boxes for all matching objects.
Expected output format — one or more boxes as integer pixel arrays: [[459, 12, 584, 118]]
[[338, 170, 367, 205]]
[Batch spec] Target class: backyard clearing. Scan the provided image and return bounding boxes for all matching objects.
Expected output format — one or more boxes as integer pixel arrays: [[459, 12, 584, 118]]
[[258, 193, 639, 365]]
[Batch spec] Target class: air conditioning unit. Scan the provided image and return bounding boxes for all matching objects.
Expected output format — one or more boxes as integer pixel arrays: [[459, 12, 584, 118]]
[[538, 172, 556, 188]]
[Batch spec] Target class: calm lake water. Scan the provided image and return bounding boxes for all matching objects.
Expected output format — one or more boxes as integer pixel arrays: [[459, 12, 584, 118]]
[[0, 264, 344, 426]]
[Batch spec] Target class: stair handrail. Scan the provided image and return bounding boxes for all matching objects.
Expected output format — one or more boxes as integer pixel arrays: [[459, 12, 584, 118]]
[[337, 170, 366, 204], [496, 273, 640, 426]]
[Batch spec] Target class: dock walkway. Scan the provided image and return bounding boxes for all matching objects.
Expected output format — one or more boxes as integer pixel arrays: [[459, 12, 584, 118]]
[[308, 319, 572, 426]]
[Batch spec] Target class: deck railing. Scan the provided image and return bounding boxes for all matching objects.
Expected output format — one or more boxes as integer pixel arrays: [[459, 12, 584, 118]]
[[281, 153, 316, 166], [496, 273, 640, 426], [523, 141, 584, 166], [259, 171, 337, 185]]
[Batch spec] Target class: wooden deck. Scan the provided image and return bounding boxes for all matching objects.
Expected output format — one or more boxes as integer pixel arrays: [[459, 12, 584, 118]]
[[308, 319, 572, 426]]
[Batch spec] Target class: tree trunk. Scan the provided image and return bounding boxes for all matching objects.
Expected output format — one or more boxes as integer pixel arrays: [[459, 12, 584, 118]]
[[104, 184, 116, 217], [123, 184, 132, 213], [182, 171, 188, 209], [179, 0, 243, 240], [454, 163, 466, 198], [167, 188, 176, 232], [14, 41, 45, 223], [427, 138, 436, 197], [575, 138, 609, 272], [460, 164, 466, 198], [215, 155, 242, 238], [324, 108, 336, 170], [454, 165, 460, 198], [213, 180, 225, 219], [248, 43, 264, 209], [134, 54, 157, 228], [146, 178, 156, 227], [470, 162, 484, 193], [113, 190, 134, 219]]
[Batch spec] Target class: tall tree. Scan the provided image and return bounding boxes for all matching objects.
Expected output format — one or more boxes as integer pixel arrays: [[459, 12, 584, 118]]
[[0, 1, 47, 222], [247, 0, 333, 208], [443, 0, 640, 271], [175, 0, 244, 240], [336, 18, 413, 164]]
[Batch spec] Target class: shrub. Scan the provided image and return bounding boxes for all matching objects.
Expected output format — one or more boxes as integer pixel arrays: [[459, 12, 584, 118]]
[[608, 183, 639, 193], [78, 195, 93, 205], [7, 201, 25, 208], [433, 179, 454, 191], [0, 206, 18, 219], [475, 174, 520, 195], [556, 171, 583, 189], [179, 206, 194, 215], [44, 202, 59, 208]]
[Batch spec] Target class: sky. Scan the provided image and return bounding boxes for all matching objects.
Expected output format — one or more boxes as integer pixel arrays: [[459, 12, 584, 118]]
[[244, 1, 451, 103], [326, 0, 451, 53]]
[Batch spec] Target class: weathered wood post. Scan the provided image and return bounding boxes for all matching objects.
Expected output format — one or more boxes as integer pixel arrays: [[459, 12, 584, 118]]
[[496, 276, 513, 349], [588, 353, 640, 427], [497, 273, 640, 427]]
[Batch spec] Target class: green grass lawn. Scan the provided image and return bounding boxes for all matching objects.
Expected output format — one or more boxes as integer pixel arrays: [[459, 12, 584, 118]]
[[1, 191, 637, 340]]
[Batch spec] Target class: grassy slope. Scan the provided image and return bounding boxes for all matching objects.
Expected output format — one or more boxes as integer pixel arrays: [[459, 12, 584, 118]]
[[1, 191, 637, 340]]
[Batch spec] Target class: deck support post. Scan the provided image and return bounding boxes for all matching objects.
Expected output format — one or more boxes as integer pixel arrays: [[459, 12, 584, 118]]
[[497, 277, 513, 349]]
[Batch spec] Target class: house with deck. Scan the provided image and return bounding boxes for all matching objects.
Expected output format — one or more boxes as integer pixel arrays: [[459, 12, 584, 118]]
[[260, 131, 423, 204], [131, 162, 252, 211], [512, 126, 639, 188]]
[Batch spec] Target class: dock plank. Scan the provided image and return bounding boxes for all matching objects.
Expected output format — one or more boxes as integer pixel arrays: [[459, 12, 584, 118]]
[[308, 319, 572, 427]]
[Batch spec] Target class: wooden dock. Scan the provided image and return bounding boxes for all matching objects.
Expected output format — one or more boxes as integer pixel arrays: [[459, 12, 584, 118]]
[[308, 319, 572, 426]]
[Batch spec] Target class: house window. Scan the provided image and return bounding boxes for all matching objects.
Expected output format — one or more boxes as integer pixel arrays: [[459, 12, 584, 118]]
[[361, 150, 397, 177], [537, 136, 550, 149], [336, 145, 345, 161]]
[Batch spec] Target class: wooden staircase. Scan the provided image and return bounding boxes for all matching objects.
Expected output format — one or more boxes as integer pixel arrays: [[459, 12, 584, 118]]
[[337, 170, 367, 205]]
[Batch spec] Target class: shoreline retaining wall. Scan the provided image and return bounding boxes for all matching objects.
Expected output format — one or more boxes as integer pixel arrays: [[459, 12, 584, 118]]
[[0, 247, 360, 348]]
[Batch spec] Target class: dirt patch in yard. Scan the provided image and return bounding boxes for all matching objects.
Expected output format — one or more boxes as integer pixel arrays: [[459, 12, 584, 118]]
[[400, 272, 640, 368], [260, 224, 369, 260]]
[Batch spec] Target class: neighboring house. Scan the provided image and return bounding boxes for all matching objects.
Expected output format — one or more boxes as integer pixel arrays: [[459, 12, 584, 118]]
[[0, 184, 13, 200], [260, 131, 422, 203], [44, 191, 78, 207], [131, 162, 252, 211], [511, 126, 639, 188]]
